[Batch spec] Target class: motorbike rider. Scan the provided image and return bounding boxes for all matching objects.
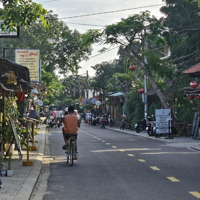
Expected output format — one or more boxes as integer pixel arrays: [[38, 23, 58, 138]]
[[59, 106, 80, 158]]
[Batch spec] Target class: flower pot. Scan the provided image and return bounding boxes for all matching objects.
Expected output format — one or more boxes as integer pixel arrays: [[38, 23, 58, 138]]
[[1, 169, 6, 177], [7, 169, 13, 177]]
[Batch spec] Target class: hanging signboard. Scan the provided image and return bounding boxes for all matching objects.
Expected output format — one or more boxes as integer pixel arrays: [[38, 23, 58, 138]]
[[155, 109, 171, 134], [0, 21, 20, 38], [15, 49, 40, 81]]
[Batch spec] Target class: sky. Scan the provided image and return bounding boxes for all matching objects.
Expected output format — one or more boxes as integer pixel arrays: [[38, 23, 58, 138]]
[[34, 0, 165, 77]]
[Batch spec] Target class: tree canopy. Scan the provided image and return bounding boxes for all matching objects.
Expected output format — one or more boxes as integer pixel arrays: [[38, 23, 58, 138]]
[[0, 0, 48, 31]]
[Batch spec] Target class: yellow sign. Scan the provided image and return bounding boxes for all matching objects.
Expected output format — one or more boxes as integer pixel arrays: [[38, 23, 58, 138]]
[[15, 49, 40, 81]]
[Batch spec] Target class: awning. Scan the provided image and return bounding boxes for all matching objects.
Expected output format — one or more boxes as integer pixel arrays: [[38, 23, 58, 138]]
[[0, 58, 31, 91], [109, 92, 124, 97], [183, 62, 200, 77]]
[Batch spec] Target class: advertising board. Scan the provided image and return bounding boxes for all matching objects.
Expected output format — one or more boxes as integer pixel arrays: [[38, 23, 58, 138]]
[[15, 49, 40, 81], [155, 109, 171, 134]]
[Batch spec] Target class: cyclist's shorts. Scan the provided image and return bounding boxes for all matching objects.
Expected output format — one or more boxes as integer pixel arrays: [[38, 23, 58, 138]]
[[64, 134, 77, 140]]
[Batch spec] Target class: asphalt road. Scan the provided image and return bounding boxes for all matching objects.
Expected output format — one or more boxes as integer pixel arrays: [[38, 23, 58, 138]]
[[42, 124, 200, 200]]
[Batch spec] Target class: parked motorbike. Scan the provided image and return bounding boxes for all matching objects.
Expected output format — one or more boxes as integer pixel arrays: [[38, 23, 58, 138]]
[[108, 115, 114, 127], [146, 121, 156, 136], [48, 116, 59, 128], [92, 115, 97, 126], [49, 118, 56, 128], [135, 119, 146, 133], [100, 117, 106, 128], [120, 118, 131, 130]]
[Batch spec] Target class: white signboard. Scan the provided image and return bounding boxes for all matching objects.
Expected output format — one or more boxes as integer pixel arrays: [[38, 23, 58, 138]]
[[155, 109, 171, 134], [15, 49, 40, 81]]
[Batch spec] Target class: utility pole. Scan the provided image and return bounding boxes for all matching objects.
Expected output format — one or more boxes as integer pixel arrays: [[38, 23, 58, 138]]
[[143, 29, 148, 121], [144, 74, 148, 120], [86, 70, 89, 99], [114, 76, 117, 93]]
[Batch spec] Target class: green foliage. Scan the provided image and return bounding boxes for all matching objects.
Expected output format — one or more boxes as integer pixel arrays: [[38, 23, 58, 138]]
[[126, 89, 144, 124], [5, 97, 19, 120], [0, 0, 48, 31], [8, 152, 12, 170], [91, 60, 125, 93], [41, 68, 63, 106], [146, 52, 175, 78]]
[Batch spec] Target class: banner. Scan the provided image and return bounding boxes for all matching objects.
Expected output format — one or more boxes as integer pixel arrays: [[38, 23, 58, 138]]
[[15, 49, 40, 81]]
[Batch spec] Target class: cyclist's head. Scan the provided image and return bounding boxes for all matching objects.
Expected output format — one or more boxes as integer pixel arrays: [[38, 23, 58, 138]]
[[68, 106, 74, 113]]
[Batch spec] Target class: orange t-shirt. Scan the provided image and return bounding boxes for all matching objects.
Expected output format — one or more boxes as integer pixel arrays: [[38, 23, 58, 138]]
[[63, 114, 78, 134]]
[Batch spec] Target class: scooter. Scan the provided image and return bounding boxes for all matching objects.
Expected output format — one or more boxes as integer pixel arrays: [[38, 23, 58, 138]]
[[92, 115, 97, 126], [146, 121, 156, 136], [108, 115, 114, 127], [100, 117, 105, 128], [135, 119, 146, 133], [120, 118, 131, 130]]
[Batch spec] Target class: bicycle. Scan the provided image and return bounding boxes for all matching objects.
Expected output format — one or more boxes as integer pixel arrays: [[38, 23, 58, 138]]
[[65, 134, 77, 166]]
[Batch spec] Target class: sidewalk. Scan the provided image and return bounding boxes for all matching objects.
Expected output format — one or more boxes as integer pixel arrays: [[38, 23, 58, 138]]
[[0, 125, 46, 200], [106, 126, 200, 151]]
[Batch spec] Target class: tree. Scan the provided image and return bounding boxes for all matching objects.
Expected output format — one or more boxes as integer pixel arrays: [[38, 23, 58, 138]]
[[160, 0, 200, 122], [101, 11, 170, 108], [0, 0, 48, 31]]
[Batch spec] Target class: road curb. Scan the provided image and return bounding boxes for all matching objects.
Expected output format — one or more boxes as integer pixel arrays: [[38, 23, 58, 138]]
[[106, 126, 200, 151]]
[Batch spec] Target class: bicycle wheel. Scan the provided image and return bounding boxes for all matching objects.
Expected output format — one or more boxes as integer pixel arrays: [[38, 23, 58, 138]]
[[66, 153, 69, 163], [71, 141, 75, 166]]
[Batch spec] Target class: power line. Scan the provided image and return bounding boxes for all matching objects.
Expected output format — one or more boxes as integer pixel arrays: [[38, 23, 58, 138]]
[[66, 22, 106, 27], [89, 46, 119, 59], [41, 0, 60, 3], [59, 4, 163, 19]]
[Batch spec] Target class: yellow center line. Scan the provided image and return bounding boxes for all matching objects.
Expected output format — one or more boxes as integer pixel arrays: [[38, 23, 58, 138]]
[[127, 154, 135, 157], [137, 159, 146, 162], [167, 177, 180, 182], [150, 166, 160, 171], [189, 191, 200, 199], [119, 149, 125, 152]]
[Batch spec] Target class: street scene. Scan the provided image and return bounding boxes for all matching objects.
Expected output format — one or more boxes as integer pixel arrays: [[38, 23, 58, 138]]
[[1, 1, 200, 200], [14, 124, 200, 200]]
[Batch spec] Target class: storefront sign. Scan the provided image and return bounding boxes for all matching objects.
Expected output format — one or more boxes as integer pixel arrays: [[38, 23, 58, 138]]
[[15, 49, 40, 81]]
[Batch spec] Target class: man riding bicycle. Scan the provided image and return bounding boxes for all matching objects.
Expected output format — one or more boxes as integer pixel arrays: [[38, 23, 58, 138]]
[[59, 106, 80, 158]]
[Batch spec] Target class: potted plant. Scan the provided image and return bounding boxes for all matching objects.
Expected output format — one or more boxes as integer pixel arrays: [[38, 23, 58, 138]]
[[4, 124, 15, 155], [0, 155, 6, 177], [7, 153, 13, 177]]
